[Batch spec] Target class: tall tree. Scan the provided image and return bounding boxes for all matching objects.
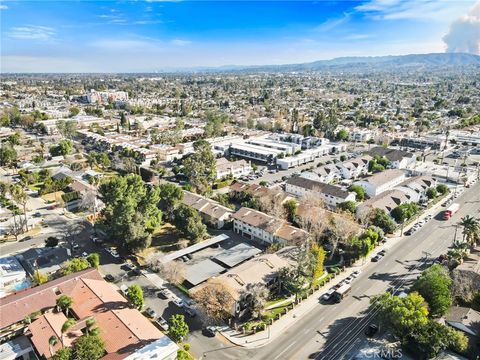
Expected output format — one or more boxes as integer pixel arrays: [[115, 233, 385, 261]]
[[56, 295, 73, 317], [413, 264, 453, 317], [168, 314, 189, 343], [10, 184, 28, 232], [158, 183, 183, 221], [73, 335, 105, 360], [126, 285, 144, 310], [99, 174, 162, 252], [241, 283, 269, 319], [61, 318, 76, 346], [182, 140, 216, 194], [192, 280, 235, 322], [48, 335, 58, 358]]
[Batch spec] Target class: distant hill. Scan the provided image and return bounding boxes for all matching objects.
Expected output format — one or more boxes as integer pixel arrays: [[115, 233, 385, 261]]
[[196, 53, 480, 73]]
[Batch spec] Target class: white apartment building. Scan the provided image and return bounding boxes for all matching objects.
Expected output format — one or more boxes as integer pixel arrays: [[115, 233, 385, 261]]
[[353, 169, 407, 197], [215, 158, 252, 179], [348, 129, 373, 142], [285, 177, 356, 207]]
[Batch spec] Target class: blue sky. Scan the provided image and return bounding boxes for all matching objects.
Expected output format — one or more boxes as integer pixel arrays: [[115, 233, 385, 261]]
[[1, 0, 477, 72]]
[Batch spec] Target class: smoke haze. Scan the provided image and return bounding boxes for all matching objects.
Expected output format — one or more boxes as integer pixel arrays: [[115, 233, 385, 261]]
[[443, 1, 480, 54]]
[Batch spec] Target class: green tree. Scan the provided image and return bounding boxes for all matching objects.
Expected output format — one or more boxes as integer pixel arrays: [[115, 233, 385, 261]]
[[61, 258, 90, 275], [336, 129, 349, 141], [7, 132, 21, 145], [56, 295, 73, 317], [48, 335, 58, 358], [126, 285, 144, 309], [337, 201, 358, 214], [99, 174, 162, 252], [390, 202, 419, 223], [69, 107, 80, 117], [436, 184, 449, 195], [158, 182, 184, 221], [0, 143, 17, 167], [458, 215, 479, 245], [426, 187, 438, 199], [413, 264, 452, 317], [51, 347, 72, 360], [168, 314, 189, 343], [50, 139, 74, 156], [182, 140, 216, 194], [369, 208, 396, 233], [61, 318, 76, 345], [283, 199, 298, 223], [174, 204, 207, 242], [86, 253, 100, 269], [45, 236, 59, 247], [56, 120, 78, 139], [73, 335, 105, 360], [348, 185, 365, 201]]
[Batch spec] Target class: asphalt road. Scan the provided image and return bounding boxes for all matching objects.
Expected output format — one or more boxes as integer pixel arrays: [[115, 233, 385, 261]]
[[192, 181, 480, 360]]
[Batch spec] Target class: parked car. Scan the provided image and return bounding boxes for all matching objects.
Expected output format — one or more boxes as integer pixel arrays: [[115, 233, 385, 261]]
[[404, 229, 413, 236], [104, 274, 115, 282], [72, 243, 80, 251], [145, 307, 157, 318], [365, 323, 379, 337], [371, 255, 382, 262], [33, 212, 42, 217], [120, 284, 128, 296], [125, 262, 136, 271], [351, 270, 361, 278], [203, 326, 217, 337], [185, 307, 197, 317], [173, 298, 185, 308], [378, 249, 387, 256], [81, 252, 89, 258], [344, 276, 354, 285], [156, 317, 169, 332], [157, 288, 170, 299], [322, 288, 336, 301]]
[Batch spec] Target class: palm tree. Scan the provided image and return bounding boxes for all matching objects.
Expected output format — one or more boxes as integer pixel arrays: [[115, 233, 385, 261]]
[[459, 215, 480, 246], [48, 335, 58, 358], [56, 295, 73, 317], [61, 319, 76, 346], [85, 317, 96, 335]]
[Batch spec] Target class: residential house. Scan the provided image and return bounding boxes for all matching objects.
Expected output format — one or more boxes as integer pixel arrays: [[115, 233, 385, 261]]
[[393, 175, 436, 203], [353, 169, 406, 197], [230, 181, 291, 205], [16, 247, 70, 277], [442, 307, 480, 357], [337, 155, 372, 179], [0, 268, 179, 360], [182, 191, 234, 229], [285, 177, 355, 208], [356, 190, 410, 218], [368, 147, 416, 169], [0, 256, 28, 298]]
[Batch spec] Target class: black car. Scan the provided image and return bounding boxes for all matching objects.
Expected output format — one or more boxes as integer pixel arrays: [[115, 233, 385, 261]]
[[378, 249, 387, 256], [365, 323, 378, 337], [404, 229, 413, 236], [185, 307, 197, 318], [104, 274, 115, 282], [371, 255, 381, 262], [203, 326, 216, 337], [157, 288, 169, 299]]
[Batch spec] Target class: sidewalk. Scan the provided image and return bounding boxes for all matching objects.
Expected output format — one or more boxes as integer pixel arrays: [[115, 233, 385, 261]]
[[220, 190, 456, 348]]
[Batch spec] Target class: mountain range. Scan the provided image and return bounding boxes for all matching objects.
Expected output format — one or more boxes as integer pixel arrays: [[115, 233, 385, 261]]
[[185, 52, 480, 73]]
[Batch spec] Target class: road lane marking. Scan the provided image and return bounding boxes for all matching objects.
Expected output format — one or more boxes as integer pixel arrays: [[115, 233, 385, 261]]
[[274, 341, 297, 359]]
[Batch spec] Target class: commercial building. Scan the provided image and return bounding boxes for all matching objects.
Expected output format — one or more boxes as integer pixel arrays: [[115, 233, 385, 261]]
[[353, 169, 406, 197], [398, 135, 447, 150], [285, 177, 355, 207]]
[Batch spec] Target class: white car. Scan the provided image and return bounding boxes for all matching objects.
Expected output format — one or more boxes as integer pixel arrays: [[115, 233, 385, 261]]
[[173, 298, 185, 308], [322, 288, 336, 301], [120, 284, 128, 296], [125, 262, 136, 271], [81, 252, 89, 258], [351, 270, 362, 278]]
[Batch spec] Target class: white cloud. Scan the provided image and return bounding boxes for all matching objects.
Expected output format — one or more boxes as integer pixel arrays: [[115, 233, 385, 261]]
[[0, 4, 8, 10], [171, 39, 191, 46], [345, 34, 371, 40], [314, 13, 351, 32], [355, 0, 473, 21], [8, 25, 55, 40], [443, 1, 480, 54]]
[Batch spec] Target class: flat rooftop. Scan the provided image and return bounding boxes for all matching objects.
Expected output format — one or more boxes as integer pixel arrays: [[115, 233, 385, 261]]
[[184, 259, 226, 286], [213, 243, 262, 268]]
